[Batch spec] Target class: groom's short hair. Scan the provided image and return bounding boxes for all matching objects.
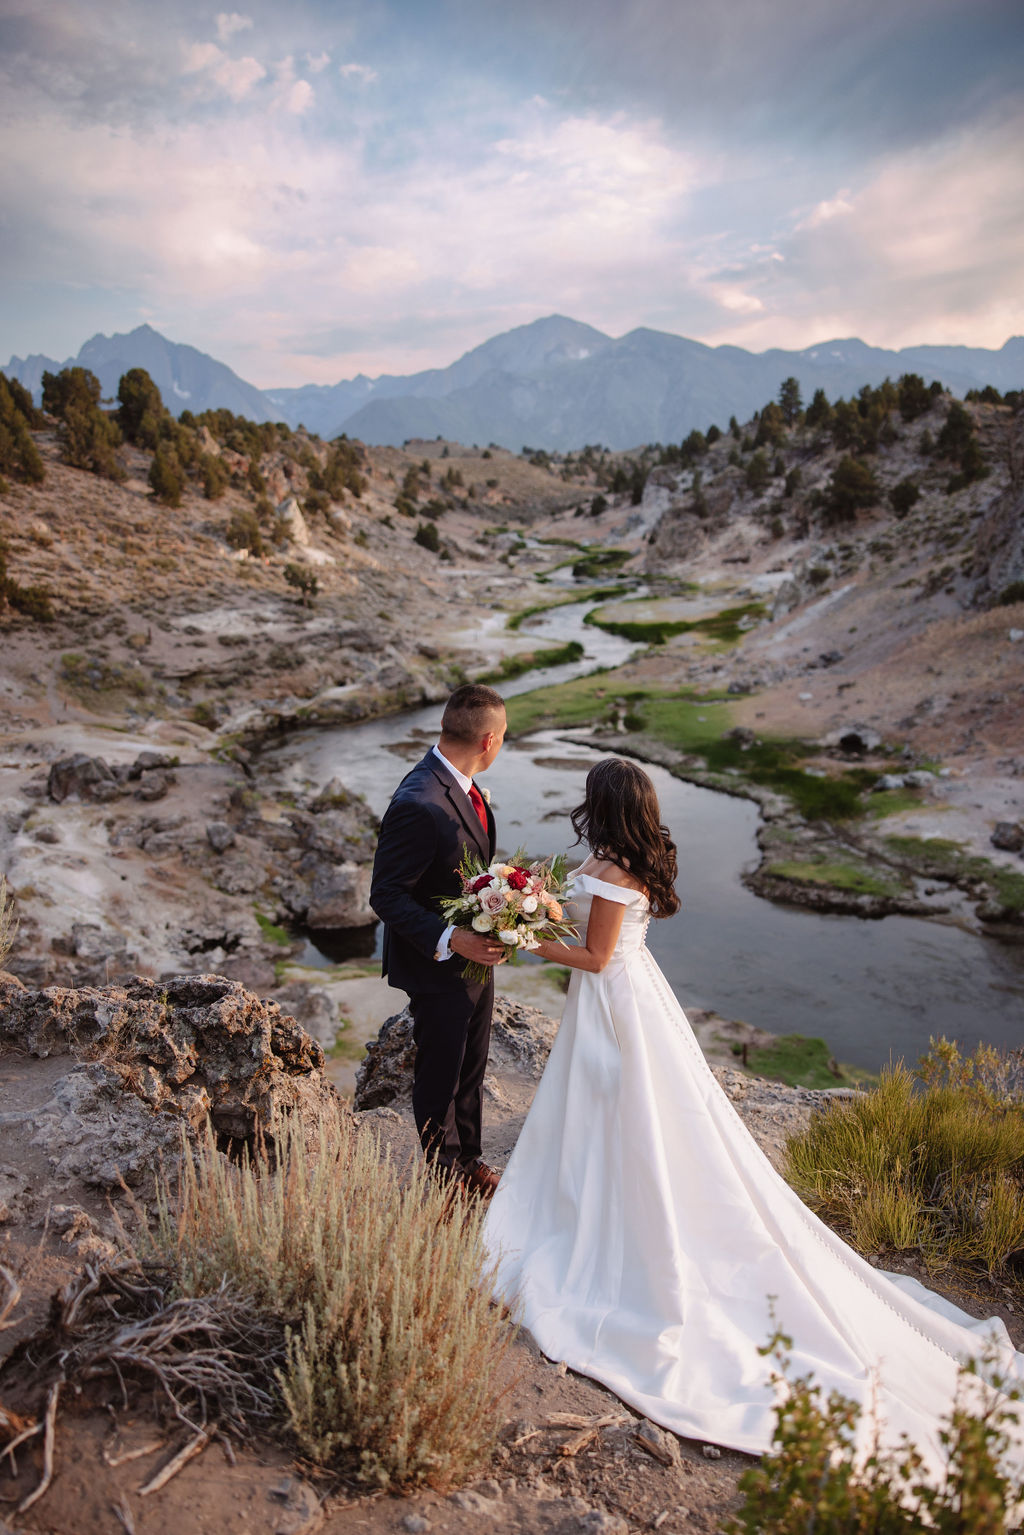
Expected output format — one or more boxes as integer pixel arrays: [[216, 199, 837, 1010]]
[[441, 683, 506, 743]]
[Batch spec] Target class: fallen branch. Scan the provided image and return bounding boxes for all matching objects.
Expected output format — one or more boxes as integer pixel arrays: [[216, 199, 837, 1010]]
[[0, 1266, 21, 1331], [1, 1420, 42, 1468], [112, 1497, 137, 1535], [138, 1430, 209, 1496], [103, 1438, 166, 1468], [559, 1426, 598, 1457], [544, 1412, 630, 1430], [17, 1381, 60, 1514]]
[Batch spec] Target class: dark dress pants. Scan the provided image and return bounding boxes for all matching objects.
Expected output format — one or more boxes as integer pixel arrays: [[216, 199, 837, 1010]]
[[409, 976, 493, 1167]]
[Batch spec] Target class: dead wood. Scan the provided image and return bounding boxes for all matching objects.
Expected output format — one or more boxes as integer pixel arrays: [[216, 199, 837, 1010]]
[[138, 1430, 209, 1495], [0, 1267, 21, 1331], [17, 1380, 60, 1513]]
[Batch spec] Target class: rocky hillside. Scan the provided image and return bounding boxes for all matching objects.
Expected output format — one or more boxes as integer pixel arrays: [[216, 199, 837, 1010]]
[[0, 372, 1021, 1040], [0, 419, 586, 738]]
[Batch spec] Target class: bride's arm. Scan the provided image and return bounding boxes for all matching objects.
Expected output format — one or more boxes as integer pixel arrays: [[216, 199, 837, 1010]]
[[534, 895, 625, 974]]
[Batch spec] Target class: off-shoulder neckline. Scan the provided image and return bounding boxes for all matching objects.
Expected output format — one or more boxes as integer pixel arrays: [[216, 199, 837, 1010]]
[[575, 856, 645, 893], [572, 870, 649, 905]]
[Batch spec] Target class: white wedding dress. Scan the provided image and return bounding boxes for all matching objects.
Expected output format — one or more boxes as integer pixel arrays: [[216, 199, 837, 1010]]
[[484, 870, 1024, 1485]]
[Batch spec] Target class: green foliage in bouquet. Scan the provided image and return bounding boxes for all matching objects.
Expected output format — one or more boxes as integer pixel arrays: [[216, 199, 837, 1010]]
[[439, 847, 577, 984]]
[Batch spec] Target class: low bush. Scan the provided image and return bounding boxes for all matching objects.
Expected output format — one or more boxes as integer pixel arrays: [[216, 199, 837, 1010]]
[[414, 520, 440, 552], [727, 1324, 1023, 1534], [889, 479, 920, 518], [226, 508, 264, 556], [284, 562, 318, 605], [147, 1110, 514, 1488], [785, 1041, 1024, 1291], [0, 537, 54, 621]]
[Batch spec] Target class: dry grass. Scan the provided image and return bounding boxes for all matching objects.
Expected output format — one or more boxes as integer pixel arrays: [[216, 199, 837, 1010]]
[[0, 875, 18, 969], [147, 1106, 516, 1489], [785, 1041, 1024, 1289]]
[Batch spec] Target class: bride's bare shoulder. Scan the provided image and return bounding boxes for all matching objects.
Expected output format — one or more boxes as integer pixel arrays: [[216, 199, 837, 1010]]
[[584, 858, 645, 894]]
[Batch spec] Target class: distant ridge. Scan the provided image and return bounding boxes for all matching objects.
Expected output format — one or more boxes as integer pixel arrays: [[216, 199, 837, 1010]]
[[3, 324, 275, 424], [5, 316, 1022, 451]]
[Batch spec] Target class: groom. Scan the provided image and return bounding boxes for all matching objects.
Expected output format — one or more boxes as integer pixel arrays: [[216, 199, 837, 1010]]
[[370, 683, 508, 1197]]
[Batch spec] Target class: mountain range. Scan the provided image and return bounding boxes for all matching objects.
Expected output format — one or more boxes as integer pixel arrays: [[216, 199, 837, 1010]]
[[5, 316, 1023, 452]]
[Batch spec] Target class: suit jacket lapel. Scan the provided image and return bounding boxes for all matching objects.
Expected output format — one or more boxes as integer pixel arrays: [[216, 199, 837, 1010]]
[[424, 752, 489, 859]]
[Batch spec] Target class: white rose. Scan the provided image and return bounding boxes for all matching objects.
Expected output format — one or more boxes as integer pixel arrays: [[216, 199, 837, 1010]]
[[521, 894, 538, 914], [498, 929, 519, 945], [472, 912, 493, 932]]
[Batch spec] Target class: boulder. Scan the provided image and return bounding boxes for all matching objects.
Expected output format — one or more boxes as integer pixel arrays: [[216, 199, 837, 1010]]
[[278, 495, 310, 547], [47, 754, 121, 803], [67, 922, 129, 963], [206, 820, 237, 853], [354, 995, 559, 1110], [126, 751, 173, 780], [134, 768, 175, 801], [991, 822, 1024, 853], [0, 973, 338, 1170], [271, 980, 339, 1050], [305, 860, 374, 928]]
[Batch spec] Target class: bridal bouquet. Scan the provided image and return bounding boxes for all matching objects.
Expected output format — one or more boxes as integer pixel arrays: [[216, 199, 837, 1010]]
[[440, 849, 578, 982]]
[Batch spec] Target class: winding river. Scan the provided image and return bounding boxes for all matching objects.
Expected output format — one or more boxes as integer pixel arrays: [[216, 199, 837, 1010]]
[[264, 598, 1024, 1075]]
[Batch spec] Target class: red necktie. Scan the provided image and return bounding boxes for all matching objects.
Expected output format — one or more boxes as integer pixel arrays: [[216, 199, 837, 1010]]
[[468, 784, 488, 833]]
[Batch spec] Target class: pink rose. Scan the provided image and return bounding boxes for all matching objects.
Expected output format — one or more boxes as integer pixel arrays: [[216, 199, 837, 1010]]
[[480, 887, 507, 916]]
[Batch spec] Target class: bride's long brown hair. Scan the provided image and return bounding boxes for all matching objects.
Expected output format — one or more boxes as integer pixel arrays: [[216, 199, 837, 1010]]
[[571, 758, 680, 917]]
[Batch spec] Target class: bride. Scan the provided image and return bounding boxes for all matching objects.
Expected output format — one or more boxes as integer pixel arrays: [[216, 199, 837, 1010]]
[[484, 757, 1024, 1486]]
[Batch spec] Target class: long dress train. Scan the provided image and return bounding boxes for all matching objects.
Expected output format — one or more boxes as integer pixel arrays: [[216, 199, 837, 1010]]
[[483, 872, 1024, 1484]]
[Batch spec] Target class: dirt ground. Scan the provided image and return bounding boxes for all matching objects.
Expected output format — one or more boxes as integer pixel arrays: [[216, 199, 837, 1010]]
[[3, 1022, 1023, 1535]]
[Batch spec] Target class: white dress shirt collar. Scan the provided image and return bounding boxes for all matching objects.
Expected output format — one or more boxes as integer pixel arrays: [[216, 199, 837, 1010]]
[[432, 743, 474, 796]]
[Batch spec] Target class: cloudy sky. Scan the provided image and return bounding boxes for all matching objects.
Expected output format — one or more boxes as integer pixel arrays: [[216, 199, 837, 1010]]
[[1, 0, 1022, 386]]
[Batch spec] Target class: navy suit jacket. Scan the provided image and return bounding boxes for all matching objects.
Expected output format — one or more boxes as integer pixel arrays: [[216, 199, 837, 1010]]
[[370, 750, 496, 996]]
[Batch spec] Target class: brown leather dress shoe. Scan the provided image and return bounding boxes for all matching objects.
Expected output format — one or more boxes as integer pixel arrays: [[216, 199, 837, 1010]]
[[462, 1160, 501, 1199]]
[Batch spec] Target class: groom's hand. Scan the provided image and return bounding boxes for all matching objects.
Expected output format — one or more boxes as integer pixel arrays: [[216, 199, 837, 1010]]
[[450, 929, 507, 966]]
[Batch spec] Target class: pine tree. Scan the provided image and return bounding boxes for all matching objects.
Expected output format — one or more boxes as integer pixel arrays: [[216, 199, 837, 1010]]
[[778, 376, 803, 425], [148, 448, 185, 507], [117, 368, 165, 446], [0, 377, 45, 485]]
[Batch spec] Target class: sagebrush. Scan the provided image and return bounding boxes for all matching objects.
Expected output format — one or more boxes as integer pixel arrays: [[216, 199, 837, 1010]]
[[147, 1107, 515, 1488], [0, 874, 17, 968]]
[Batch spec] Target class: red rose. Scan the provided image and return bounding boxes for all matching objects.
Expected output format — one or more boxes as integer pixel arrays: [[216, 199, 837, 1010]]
[[469, 872, 494, 892], [507, 867, 530, 891]]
